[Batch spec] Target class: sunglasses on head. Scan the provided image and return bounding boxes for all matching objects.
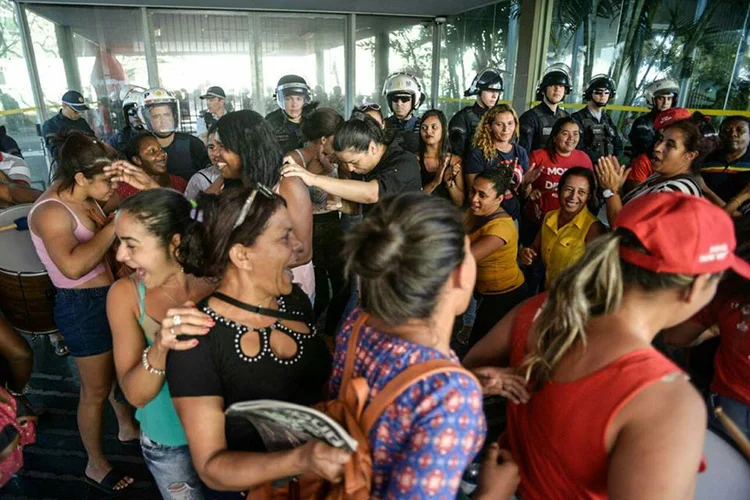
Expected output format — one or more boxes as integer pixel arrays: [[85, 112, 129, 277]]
[[358, 103, 381, 112], [233, 184, 275, 230], [391, 95, 412, 103]]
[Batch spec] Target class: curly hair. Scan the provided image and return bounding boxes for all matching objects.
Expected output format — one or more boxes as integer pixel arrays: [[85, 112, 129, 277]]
[[472, 104, 519, 161]]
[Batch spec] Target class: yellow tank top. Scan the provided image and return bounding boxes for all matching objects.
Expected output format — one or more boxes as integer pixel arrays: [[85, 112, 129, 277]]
[[470, 215, 525, 294], [541, 208, 599, 287]]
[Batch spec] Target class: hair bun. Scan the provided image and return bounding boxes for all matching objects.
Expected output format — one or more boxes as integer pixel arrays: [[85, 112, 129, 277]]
[[347, 220, 405, 279]]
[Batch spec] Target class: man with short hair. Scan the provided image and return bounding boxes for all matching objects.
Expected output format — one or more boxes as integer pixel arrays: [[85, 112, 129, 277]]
[[196, 86, 228, 146], [41, 90, 95, 160], [701, 116, 750, 209]]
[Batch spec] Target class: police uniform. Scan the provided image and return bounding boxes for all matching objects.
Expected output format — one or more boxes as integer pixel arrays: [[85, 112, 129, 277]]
[[266, 108, 305, 153], [163, 131, 210, 181], [629, 109, 660, 158], [41, 109, 95, 160], [196, 110, 220, 139], [571, 107, 622, 163], [107, 126, 140, 159], [518, 102, 568, 153], [448, 103, 488, 162], [384, 114, 421, 153]]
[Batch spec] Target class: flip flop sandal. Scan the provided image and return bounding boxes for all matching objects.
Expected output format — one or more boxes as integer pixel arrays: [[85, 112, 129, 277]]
[[53, 341, 69, 357], [84, 466, 134, 494]]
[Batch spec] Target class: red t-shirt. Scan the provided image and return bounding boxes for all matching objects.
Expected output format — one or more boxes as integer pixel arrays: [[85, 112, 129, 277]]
[[693, 290, 750, 405], [627, 153, 653, 183], [525, 149, 593, 223], [116, 175, 187, 201]]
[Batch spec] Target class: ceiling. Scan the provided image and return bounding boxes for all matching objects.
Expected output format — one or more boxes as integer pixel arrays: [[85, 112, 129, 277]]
[[25, 3, 439, 57], [19, 0, 499, 17]]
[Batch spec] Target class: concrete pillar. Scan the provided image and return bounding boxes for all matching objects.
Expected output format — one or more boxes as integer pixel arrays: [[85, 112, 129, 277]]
[[55, 25, 82, 92], [248, 13, 265, 114], [345, 14, 355, 116], [374, 30, 389, 101], [141, 8, 160, 88], [512, 0, 554, 112]]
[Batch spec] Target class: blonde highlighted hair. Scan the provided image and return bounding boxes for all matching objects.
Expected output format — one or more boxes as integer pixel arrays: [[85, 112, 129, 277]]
[[472, 104, 520, 161], [519, 229, 711, 389]]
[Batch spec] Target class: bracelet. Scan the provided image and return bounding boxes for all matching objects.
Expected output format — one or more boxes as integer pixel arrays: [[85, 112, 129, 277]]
[[142, 346, 166, 376]]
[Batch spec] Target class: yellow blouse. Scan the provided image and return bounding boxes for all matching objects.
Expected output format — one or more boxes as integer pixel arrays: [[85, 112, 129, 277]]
[[541, 208, 599, 287], [470, 215, 525, 294]]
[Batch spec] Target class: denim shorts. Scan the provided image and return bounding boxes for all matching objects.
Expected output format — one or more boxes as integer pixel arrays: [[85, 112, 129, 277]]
[[141, 432, 204, 500], [53, 286, 112, 357]]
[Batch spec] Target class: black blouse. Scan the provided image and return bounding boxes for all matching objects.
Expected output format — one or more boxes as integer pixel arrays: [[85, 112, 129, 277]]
[[166, 285, 332, 451]]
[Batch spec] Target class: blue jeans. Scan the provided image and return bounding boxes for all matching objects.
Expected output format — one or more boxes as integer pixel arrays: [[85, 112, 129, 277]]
[[141, 432, 204, 500]]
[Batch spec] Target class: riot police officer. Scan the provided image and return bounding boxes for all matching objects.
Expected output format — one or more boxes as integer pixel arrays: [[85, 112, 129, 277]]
[[265, 75, 318, 152], [572, 74, 623, 163], [448, 67, 503, 162], [138, 87, 209, 180], [628, 78, 678, 158], [107, 85, 145, 157], [518, 63, 571, 153], [382, 72, 425, 152]]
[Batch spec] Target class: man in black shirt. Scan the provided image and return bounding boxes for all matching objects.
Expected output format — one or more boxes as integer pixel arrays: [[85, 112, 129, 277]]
[[572, 74, 623, 163], [41, 90, 96, 161], [265, 75, 317, 153], [518, 63, 571, 153], [138, 87, 209, 180], [448, 67, 503, 163]]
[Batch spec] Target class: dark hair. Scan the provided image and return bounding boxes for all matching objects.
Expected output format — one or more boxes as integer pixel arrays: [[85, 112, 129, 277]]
[[545, 117, 581, 162], [660, 113, 719, 173], [333, 115, 386, 152], [207, 121, 219, 137], [557, 167, 599, 214], [216, 110, 283, 187], [301, 107, 344, 142], [178, 186, 286, 279], [418, 109, 449, 174], [119, 188, 193, 249], [53, 130, 119, 194], [343, 192, 466, 327], [352, 105, 383, 123], [475, 167, 513, 198], [125, 131, 159, 164]]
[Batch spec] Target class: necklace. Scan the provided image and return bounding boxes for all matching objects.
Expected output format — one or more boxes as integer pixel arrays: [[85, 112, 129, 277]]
[[159, 274, 195, 306]]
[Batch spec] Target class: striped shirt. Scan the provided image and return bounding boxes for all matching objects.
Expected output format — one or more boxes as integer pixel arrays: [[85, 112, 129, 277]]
[[622, 173, 702, 204], [0, 152, 31, 185]]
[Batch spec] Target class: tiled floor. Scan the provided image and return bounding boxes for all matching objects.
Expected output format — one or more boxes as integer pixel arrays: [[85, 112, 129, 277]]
[[2, 334, 160, 499]]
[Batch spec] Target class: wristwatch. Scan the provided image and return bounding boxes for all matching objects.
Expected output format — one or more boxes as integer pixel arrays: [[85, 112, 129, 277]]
[[603, 189, 616, 199]]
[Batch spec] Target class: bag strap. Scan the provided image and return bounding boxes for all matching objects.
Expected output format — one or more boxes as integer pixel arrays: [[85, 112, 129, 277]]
[[360, 360, 480, 434], [340, 312, 369, 391]]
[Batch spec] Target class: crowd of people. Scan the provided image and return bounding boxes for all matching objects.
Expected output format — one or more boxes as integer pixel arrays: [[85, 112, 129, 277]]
[[0, 62, 748, 499]]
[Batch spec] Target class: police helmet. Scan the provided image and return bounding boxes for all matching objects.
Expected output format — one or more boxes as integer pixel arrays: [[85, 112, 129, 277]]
[[643, 78, 679, 107], [464, 67, 504, 97], [536, 63, 572, 100], [274, 75, 312, 111], [382, 72, 425, 112], [138, 88, 180, 138], [584, 74, 616, 102]]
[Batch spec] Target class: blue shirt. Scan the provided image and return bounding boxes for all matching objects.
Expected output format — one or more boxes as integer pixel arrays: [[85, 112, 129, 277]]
[[41, 109, 95, 160]]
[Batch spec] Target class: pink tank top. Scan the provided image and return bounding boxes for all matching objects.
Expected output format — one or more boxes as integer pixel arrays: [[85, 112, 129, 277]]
[[29, 198, 108, 289]]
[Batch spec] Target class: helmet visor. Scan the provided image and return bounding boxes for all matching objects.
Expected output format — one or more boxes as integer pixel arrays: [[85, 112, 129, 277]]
[[276, 83, 311, 113], [143, 102, 179, 136]]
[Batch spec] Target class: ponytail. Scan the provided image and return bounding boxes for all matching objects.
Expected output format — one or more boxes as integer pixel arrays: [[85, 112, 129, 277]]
[[520, 229, 697, 388]]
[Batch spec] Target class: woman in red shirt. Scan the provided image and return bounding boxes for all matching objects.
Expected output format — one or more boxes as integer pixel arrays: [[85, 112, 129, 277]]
[[522, 117, 593, 243], [463, 193, 750, 499]]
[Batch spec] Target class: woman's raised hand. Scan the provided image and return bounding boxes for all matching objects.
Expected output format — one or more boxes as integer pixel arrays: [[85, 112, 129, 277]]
[[595, 155, 630, 192], [104, 161, 160, 191]]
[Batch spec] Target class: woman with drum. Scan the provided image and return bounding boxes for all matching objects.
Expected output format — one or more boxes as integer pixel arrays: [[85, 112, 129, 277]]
[[107, 189, 215, 498], [463, 193, 750, 498], [28, 131, 140, 493]]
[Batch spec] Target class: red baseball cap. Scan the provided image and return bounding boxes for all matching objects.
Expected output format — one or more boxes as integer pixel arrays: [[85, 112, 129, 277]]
[[615, 193, 750, 278], [654, 107, 692, 130]]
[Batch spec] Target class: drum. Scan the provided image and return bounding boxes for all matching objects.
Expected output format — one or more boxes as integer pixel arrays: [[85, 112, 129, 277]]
[[0, 204, 57, 334], [695, 429, 750, 499]]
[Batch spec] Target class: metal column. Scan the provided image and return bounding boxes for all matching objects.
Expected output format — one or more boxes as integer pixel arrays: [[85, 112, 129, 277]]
[[55, 25, 82, 92], [430, 17, 444, 110], [141, 8, 160, 88], [512, 0, 555, 112], [344, 13, 356, 117], [248, 13, 265, 114], [14, 2, 47, 123]]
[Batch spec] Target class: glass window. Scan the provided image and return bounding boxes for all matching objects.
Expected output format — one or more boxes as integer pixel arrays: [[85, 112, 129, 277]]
[[0, 0, 47, 186], [439, 2, 516, 120], [356, 15, 433, 119]]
